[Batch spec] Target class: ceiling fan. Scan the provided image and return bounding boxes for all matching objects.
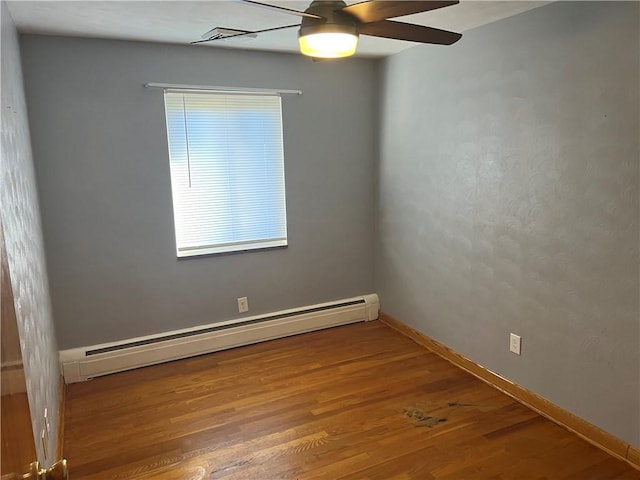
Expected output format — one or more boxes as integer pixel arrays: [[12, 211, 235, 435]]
[[192, 0, 462, 59]]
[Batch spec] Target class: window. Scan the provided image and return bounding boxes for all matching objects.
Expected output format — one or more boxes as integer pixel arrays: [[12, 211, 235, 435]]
[[163, 90, 288, 257]]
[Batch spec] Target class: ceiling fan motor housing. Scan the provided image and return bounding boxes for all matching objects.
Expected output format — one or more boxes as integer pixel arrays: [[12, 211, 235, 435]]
[[299, 0, 359, 38]]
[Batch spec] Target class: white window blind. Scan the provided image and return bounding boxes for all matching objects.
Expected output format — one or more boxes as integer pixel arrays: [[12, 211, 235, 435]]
[[163, 90, 288, 257]]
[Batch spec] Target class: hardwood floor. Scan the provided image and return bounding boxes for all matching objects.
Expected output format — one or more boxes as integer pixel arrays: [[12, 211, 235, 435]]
[[64, 321, 639, 479]]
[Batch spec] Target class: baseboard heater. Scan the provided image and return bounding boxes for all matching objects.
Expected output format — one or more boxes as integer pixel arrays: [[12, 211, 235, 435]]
[[60, 294, 379, 383]]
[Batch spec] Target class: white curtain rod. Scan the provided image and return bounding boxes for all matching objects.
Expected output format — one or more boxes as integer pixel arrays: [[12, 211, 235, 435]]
[[144, 82, 302, 96]]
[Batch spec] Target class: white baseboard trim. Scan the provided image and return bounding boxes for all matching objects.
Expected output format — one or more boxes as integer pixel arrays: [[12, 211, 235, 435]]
[[60, 294, 379, 383]]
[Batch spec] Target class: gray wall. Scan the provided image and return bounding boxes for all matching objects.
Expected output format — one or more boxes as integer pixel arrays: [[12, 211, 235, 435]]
[[20, 36, 378, 349], [376, 2, 639, 446], [1, 3, 60, 466]]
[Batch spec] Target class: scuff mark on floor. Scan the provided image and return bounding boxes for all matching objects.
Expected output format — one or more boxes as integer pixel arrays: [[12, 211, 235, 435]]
[[447, 401, 477, 407], [401, 400, 481, 428], [403, 407, 447, 428]]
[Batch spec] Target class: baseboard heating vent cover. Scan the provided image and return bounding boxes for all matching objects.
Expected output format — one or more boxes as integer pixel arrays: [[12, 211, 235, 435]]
[[60, 294, 379, 383]]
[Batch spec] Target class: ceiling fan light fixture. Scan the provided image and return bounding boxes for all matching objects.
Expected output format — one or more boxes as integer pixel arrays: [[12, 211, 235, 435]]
[[298, 32, 358, 58], [298, 24, 358, 58]]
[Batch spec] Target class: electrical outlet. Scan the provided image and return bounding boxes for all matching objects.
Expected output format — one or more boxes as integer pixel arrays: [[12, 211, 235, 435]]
[[510, 333, 522, 355], [237, 297, 249, 313]]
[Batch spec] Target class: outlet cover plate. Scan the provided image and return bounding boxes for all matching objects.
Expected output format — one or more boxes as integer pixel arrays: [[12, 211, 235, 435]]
[[510, 333, 521, 355], [237, 297, 249, 313]]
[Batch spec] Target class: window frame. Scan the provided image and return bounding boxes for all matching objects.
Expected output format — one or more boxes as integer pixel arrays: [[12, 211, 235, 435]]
[[162, 88, 289, 258]]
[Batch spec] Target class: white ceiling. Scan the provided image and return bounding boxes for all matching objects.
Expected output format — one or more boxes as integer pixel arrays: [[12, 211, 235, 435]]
[[7, 1, 551, 58]]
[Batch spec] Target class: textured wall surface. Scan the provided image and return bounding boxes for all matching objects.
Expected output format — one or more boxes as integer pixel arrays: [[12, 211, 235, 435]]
[[376, 2, 639, 445], [1, 3, 61, 466], [20, 36, 377, 349]]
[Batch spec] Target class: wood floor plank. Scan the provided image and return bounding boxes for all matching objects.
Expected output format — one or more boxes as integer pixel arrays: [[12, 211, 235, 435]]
[[64, 321, 639, 479]]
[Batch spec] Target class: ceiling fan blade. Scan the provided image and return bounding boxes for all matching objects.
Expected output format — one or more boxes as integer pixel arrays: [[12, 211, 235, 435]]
[[191, 24, 299, 44], [240, 0, 324, 19], [341, 1, 459, 24], [359, 20, 462, 45]]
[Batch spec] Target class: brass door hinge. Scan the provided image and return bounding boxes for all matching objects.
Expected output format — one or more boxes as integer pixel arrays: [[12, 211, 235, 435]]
[[22, 460, 68, 480]]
